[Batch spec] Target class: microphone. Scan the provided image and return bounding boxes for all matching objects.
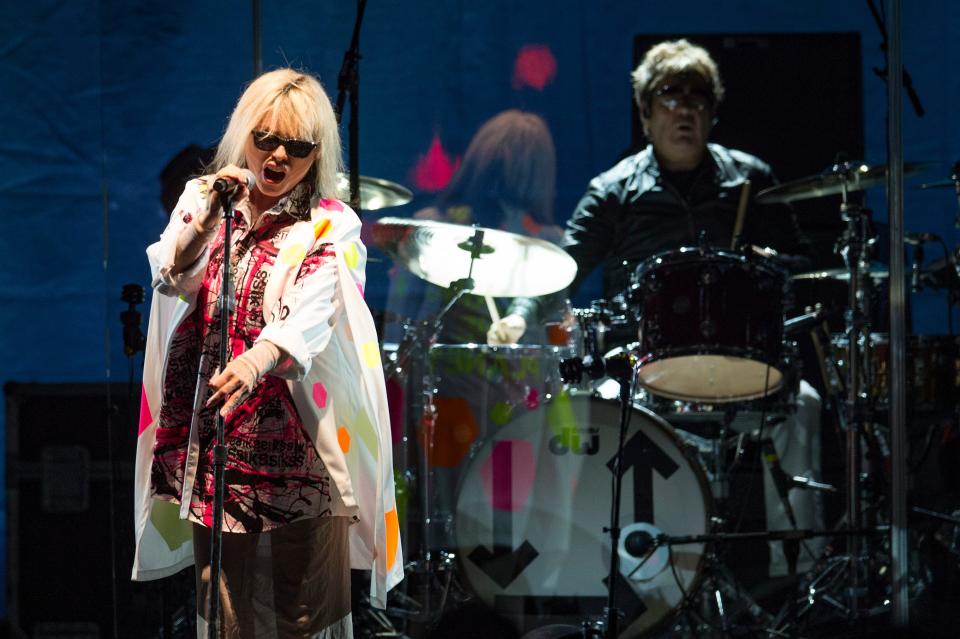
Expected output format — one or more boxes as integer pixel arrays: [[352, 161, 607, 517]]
[[213, 169, 256, 197], [784, 305, 827, 336], [624, 529, 656, 558]]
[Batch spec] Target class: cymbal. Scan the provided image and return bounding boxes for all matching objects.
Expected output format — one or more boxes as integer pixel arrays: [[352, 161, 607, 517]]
[[756, 162, 932, 204], [336, 174, 413, 210], [371, 217, 577, 298], [792, 262, 889, 282]]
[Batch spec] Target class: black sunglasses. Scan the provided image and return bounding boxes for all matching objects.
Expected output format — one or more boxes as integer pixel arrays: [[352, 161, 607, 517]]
[[251, 130, 317, 158]]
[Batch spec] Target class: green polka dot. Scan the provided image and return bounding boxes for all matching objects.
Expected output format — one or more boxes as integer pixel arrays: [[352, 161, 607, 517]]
[[394, 469, 409, 526], [150, 499, 192, 551], [545, 388, 578, 438], [353, 408, 379, 458], [490, 401, 514, 425]]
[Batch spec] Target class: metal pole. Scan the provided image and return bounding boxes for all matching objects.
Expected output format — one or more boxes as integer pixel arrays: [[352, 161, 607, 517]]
[[886, 0, 909, 626]]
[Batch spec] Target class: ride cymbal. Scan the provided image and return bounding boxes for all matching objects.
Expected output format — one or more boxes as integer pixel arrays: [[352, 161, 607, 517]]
[[756, 162, 932, 204], [371, 217, 577, 298]]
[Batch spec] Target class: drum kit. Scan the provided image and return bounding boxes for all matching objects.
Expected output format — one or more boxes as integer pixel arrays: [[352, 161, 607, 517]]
[[354, 160, 960, 638]]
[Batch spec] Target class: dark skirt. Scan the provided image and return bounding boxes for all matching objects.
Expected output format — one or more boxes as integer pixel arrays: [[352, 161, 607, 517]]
[[194, 516, 352, 638]]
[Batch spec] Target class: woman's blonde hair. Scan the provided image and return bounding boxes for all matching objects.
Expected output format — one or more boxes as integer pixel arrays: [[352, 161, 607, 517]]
[[212, 68, 342, 199]]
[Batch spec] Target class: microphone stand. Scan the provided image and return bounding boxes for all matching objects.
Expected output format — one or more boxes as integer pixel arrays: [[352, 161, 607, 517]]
[[866, 0, 924, 118], [208, 191, 235, 639], [335, 0, 368, 216], [600, 373, 635, 639]]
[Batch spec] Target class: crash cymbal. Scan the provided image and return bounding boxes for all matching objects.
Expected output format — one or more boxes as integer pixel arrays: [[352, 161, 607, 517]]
[[336, 174, 413, 210], [371, 217, 577, 298], [792, 262, 890, 282], [756, 162, 932, 204]]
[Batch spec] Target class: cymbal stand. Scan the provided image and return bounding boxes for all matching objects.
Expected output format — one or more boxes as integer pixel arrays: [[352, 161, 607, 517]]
[[834, 164, 878, 620], [379, 228, 493, 628]]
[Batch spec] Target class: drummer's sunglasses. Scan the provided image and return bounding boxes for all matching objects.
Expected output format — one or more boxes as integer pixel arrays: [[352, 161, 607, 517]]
[[251, 130, 318, 158], [653, 86, 714, 113]]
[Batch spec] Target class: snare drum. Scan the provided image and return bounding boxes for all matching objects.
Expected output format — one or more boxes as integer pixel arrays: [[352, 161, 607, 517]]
[[632, 247, 788, 403], [454, 391, 712, 637]]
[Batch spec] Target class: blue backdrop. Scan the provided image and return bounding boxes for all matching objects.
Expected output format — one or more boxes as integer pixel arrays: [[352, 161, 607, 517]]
[[2, 0, 959, 616]]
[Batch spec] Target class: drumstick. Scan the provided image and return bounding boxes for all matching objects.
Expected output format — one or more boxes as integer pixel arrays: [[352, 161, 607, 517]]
[[484, 295, 501, 324], [730, 179, 752, 250]]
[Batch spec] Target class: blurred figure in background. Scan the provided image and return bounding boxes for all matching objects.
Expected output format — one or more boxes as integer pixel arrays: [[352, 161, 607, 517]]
[[384, 109, 563, 344]]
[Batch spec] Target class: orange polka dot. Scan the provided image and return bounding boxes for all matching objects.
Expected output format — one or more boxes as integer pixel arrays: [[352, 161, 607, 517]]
[[314, 218, 332, 239], [385, 508, 399, 571], [337, 426, 351, 454]]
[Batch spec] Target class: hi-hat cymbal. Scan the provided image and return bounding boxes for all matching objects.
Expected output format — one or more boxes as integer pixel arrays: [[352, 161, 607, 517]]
[[336, 174, 413, 210], [792, 262, 890, 282], [371, 217, 577, 298], [756, 162, 932, 204]]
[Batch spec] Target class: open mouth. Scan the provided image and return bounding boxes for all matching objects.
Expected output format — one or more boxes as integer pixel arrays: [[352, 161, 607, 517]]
[[263, 166, 286, 184]]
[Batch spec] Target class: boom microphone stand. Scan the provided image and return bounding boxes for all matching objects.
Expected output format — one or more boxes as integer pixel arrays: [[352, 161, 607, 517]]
[[334, 0, 368, 216]]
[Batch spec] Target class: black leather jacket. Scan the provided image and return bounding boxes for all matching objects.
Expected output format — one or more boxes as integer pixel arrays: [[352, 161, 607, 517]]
[[508, 143, 809, 324]]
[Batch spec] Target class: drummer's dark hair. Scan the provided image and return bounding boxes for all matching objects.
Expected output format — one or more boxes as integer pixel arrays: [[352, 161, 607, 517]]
[[438, 109, 556, 227], [632, 39, 724, 117]]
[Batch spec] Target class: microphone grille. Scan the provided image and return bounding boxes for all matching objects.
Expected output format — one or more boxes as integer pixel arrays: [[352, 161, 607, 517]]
[[241, 168, 257, 189]]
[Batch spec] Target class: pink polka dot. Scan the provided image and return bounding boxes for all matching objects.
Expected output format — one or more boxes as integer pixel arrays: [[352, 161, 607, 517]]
[[137, 385, 152, 436], [356, 282, 364, 298], [512, 44, 557, 91], [525, 387, 540, 410], [319, 198, 344, 212], [312, 382, 328, 409]]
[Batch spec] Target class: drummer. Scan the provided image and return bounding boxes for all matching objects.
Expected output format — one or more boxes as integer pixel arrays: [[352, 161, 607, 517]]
[[489, 38, 809, 343], [488, 38, 822, 577]]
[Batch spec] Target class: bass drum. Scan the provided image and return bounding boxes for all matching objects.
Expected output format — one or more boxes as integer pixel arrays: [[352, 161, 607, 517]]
[[454, 391, 712, 637]]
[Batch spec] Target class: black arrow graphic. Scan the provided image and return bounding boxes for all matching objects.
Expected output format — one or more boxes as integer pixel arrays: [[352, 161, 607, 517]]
[[603, 571, 648, 624], [607, 429, 679, 522], [469, 440, 539, 588]]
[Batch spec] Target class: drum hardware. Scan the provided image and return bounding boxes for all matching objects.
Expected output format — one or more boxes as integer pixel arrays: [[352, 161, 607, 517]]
[[829, 162, 881, 619], [618, 527, 886, 638], [557, 350, 639, 638]]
